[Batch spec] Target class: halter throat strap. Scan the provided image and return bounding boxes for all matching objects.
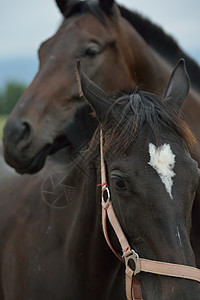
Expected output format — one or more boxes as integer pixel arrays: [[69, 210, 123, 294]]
[[99, 129, 200, 300]]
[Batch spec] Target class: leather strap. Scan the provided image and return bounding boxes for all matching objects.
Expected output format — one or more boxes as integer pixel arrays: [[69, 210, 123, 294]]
[[126, 268, 142, 300], [137, 259, 200, 282], [102, 200, 124, 262], [100, 129, 107, 192]]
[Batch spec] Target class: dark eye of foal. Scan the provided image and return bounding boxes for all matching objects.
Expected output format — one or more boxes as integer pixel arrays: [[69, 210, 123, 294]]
[[111, 176, 126, 191], [84, 47, 100, 58]]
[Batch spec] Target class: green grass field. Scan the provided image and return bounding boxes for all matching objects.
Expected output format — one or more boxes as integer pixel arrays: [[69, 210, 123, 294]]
[[0, 115, 7, 140]]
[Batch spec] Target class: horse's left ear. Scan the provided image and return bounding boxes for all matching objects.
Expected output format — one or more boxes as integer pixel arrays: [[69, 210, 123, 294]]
[[163, 59, 190, 108], [76, 60, 114, 123], [56, 0, 69, 15], [99, 0, 115, 16]]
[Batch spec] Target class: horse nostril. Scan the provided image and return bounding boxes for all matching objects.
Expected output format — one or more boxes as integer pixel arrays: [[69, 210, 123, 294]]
[[3, 118, 34, 152], [22, 122, 32, 141], [16, 121, 34, 151]]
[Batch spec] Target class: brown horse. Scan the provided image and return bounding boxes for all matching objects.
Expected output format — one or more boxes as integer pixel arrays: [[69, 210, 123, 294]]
[[0, 0, 200, 295], [1, 57, 200, 299]]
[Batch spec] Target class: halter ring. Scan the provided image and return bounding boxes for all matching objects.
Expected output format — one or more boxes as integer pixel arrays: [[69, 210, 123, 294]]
[[102, 187, 111, 203], [125, 249, 140, 275]]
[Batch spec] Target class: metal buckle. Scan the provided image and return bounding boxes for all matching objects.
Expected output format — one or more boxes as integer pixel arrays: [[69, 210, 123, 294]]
[[125, 249, 140, 275], [102, 186, 110, 202]]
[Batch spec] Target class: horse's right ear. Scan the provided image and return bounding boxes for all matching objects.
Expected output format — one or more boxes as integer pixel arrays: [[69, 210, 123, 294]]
[[76, 60, 113, 123]]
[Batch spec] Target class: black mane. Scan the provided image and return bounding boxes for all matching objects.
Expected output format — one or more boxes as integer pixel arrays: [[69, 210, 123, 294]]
[[119, 5, 200, 92], [101, 91, 195, 153]]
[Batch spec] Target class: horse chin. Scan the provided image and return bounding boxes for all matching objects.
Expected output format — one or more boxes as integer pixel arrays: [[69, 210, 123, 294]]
[[3, 134, 70, 174], [12, 144, 52, 174], [48, 135, 70, 155], [14, 137, 70, 174]]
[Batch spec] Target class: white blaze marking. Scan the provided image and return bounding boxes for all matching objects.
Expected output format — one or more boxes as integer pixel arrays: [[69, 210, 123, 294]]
[[148, 143, 176, 199]]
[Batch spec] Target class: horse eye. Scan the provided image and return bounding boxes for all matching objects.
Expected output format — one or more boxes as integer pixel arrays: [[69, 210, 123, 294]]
[[111, 177, 126, 191], [84, 47, 100, 58]]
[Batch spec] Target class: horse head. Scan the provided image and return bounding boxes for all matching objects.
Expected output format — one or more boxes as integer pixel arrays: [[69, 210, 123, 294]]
[[77, 59, 200, 298], [3, 0, 143, 174]]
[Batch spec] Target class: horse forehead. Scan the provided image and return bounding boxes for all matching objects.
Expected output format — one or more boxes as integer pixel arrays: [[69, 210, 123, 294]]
[[60, 13, 115, 38]]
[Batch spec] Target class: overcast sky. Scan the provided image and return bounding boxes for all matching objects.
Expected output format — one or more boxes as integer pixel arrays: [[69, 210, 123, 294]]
[[0, 0, 200, 84]]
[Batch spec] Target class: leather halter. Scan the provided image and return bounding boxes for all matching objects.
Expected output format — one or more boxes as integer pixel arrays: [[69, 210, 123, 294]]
[[99, 129, 200, 300]]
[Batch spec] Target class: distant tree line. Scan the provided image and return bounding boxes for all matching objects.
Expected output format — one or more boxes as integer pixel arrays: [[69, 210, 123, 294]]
[[0, 81, 26, 115]]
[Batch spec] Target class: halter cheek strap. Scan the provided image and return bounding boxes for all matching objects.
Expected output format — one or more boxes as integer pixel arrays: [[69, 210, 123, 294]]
[[99, 129, 200, 300], [101, 196, 142, 300]]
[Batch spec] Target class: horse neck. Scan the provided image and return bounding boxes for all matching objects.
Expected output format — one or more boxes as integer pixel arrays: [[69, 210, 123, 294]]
[[119, 17, 171, 96], [64, 105, 98, 153]]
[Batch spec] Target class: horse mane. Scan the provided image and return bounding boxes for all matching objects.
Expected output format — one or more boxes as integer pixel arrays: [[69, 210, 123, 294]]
[[118, 5, 200, 92], [89, 91, 196, 154], [68, 97, 195, 162]]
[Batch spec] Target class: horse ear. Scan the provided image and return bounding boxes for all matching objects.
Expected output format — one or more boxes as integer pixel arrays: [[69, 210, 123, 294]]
[[76, 60, 113, 123], [56, 0, 70, 15], [163, 59, 190, 108], [99, 0, 115, 15]]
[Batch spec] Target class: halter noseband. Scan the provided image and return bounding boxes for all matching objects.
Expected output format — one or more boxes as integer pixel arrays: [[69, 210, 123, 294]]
[[99, 129, 200, 300]]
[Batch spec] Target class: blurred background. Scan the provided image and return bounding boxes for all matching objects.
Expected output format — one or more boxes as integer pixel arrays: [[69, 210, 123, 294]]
[[0, 0, 200, 139]]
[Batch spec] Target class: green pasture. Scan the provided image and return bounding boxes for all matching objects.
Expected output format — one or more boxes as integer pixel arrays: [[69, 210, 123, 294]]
[[0, 115, 7, 140]]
